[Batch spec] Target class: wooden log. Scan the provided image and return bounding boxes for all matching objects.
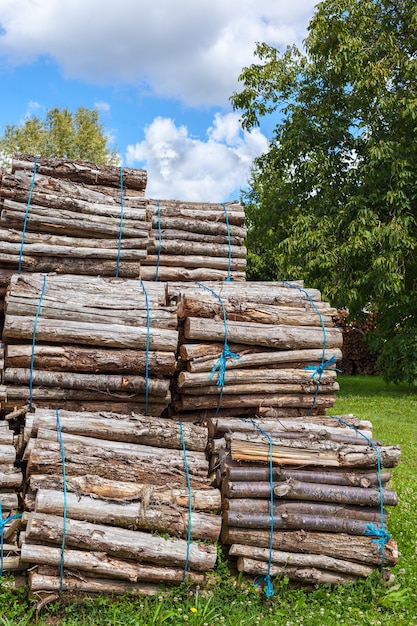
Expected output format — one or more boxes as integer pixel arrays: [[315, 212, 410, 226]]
[[0, 465, 23, 489], [0, 493, 19, 510], [229, 544, 374, 578], [0, 445, 16, 464], [5, 369, 170, 397], [224, 498, 385, 522], [228, 433, 401, 469], [142, 254, 246, 271], [3, 316, 178, 351], [5, 344, 177, 376], [26, 409, 208, 451], [146, 228, 244, 246], [1, 254, 142, 278], [0, 428, 14, 444], [140, 267, 245, 282], [26, 513, 217, 571], [273, 479, 398, 507], [28, 571, 159, 597], [28, 474, 220, 510], [0, 239, 148, 260], [34, 489, 221, 541], [237, 557, 358, 585], [174, 393, 335, 411], [12, 155, 148, 191], [150, 216, 246, 239], [178, 368, 337, 388], [147, 199, 245, 224], [178, 296, 335, 326], [0, 556, 27, 572], [223, 465, 390, 487], [180, 382, 339, 396], [21, 544, 205, 584], [184, 318, 343, 349], [221, 527, 398, 567], [148, 240, 247, 258]]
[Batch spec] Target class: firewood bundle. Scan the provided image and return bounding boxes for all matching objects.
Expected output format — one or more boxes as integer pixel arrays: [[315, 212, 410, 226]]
[[0, 419, 24, 577], [212, 416, 400, 584], [333, 310, 380, 375], [18, 408, 220, 597], [169, 281, 343, 419], [141, 200, 246, 282], [1, 273, 177, 415], [0, 155, 150, 283]]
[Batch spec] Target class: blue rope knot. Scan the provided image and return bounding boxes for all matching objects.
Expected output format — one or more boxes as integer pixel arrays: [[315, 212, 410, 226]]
[[208, 342, 240, 387], [365, 523, 391, 552], [255, 574, 275, 598], [304, 355, 341, 382]]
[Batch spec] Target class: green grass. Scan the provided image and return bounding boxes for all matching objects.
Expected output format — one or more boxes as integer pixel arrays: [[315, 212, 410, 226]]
[[1, 375, 416, 625]]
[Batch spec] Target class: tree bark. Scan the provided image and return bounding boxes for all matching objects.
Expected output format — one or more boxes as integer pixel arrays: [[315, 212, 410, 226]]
[[140, 267, 245, 282], [236, 557, 358, 585]]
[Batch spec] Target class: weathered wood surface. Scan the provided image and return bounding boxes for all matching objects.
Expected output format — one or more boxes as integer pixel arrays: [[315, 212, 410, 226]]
[[6, 344, 177, 375], [228, 433, 401, 468], [180, 382, 339, 396], [148, 240, 247, 258], [0, 236, 148, 259], [0, 444, 16, 464], [1, 255, 142, 277], [178, 368, 337, 388], [21, 544, 205, 584], [223, 512, 376, 535], [236, 558, 358, 585], [0, 465, 23, 489], [140, 267, 246, 282], [147, 199, 245, 225], [34, 489, 221, 541], [26, 513, 218, 571], [25, 409, 208, 451], [273, 478, 398, 506], [184, 318, 343, 350], [28, 571, 159, 596], [150, 216, 246, 239], [28, 474, 220, 510], [229, 544, 374, 578], [221, 527, 398, 567], [174, 393, 335, 411], [12, 155, 147, 190], [0, 492, 19, 510]]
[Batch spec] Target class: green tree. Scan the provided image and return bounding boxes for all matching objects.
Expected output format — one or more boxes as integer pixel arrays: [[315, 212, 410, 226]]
[[231, 0, 417, 384], [0, 106, 118, 166]]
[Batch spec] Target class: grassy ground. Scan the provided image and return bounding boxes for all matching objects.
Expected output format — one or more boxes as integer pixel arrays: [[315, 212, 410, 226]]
[[1, 375, 416, 625]]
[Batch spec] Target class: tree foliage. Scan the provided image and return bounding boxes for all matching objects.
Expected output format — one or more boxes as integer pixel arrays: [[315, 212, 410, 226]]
[[231, 0, 417, 384], [0, 106, 118, 166]]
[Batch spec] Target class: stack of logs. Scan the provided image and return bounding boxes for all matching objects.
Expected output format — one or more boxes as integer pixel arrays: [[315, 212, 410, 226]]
[[169, 281, 343, 420], [211, 416, 400, 585], [0, 419, 23, 577], [333, 310, 380, 376], [17, 408, 221, 597], [1, 273, 177, 415], [141, 200, 246, 282]]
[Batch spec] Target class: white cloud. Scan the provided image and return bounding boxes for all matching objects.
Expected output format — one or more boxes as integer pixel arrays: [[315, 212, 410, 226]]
[[94, 101, 111, 113], [126, 112, 269, 202], [0, 0, 317, 106]]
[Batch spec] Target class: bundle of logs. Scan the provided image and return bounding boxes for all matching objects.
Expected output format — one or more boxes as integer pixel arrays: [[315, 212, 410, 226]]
[[333, 310, 380, 376], [0, 419, 23, 578], [211, 417, 400, 585], [17, 408, 221, 597], [169, 281, 343, 420], [1, 273, 177, 415], [0, 155, 150, 291]]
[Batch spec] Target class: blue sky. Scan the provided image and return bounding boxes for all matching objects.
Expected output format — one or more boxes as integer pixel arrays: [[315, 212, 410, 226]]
[[0, 0, 318, 202]]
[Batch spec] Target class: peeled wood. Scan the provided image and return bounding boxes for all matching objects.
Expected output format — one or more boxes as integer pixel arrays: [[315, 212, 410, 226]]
[[273, 478, 397, 507], [12, 155, 147, 191], [143, 254, 246, 271], [26, 513, 217, 571], [6, 344, 177, 376], [3, 316, 178, 351], [0, 239, 147, 260], [28, 474, 220, 511], [237, 557, 358, 585], [224, 465, 390, 488], [34, 489, 221, 541], [148, 240, 247, 258], [229, 544, 374, 578], [184, 318, 343, 350], [178, 368, 337, 388], [221, 527, 398, 567], [224, 498, 384, 522], [140, 267, 245, 282], [21, 544, 205, 584], [28, 571, 159, 597], [5, 369, 170, 397], [27, 408, 208, 451]]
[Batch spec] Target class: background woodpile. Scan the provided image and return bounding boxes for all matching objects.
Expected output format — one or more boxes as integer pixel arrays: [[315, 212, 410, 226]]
[[334, 310, 380, 375], [0, 155, 401, 597]]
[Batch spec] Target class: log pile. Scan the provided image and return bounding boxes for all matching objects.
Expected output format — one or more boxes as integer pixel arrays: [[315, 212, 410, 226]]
[[0, 155, 150, 286], [141, 200, 246, 282], [18, 408, 220, 597], [1, 273, 177, 415], [0, 418, 24, 577], [169, 281, 343, 419], [334, 310, 380, 375], [211, 416, 400, 585]]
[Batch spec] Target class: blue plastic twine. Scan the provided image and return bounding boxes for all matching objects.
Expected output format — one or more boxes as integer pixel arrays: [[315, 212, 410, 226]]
[[0, 500, 22, 579], [115, 166, 124, 277], [282, 281, 340, 413], [178, 420, 192, 581], [155, 200, 162, 282], [243, 419, 275, 598], [56, 409, 67, 596], [18, 156, 38, 274], [221, 203, 233, 282], [330, 415, 390, 568], [29, 274, 47, 411], [140, 279, 151, 415]]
